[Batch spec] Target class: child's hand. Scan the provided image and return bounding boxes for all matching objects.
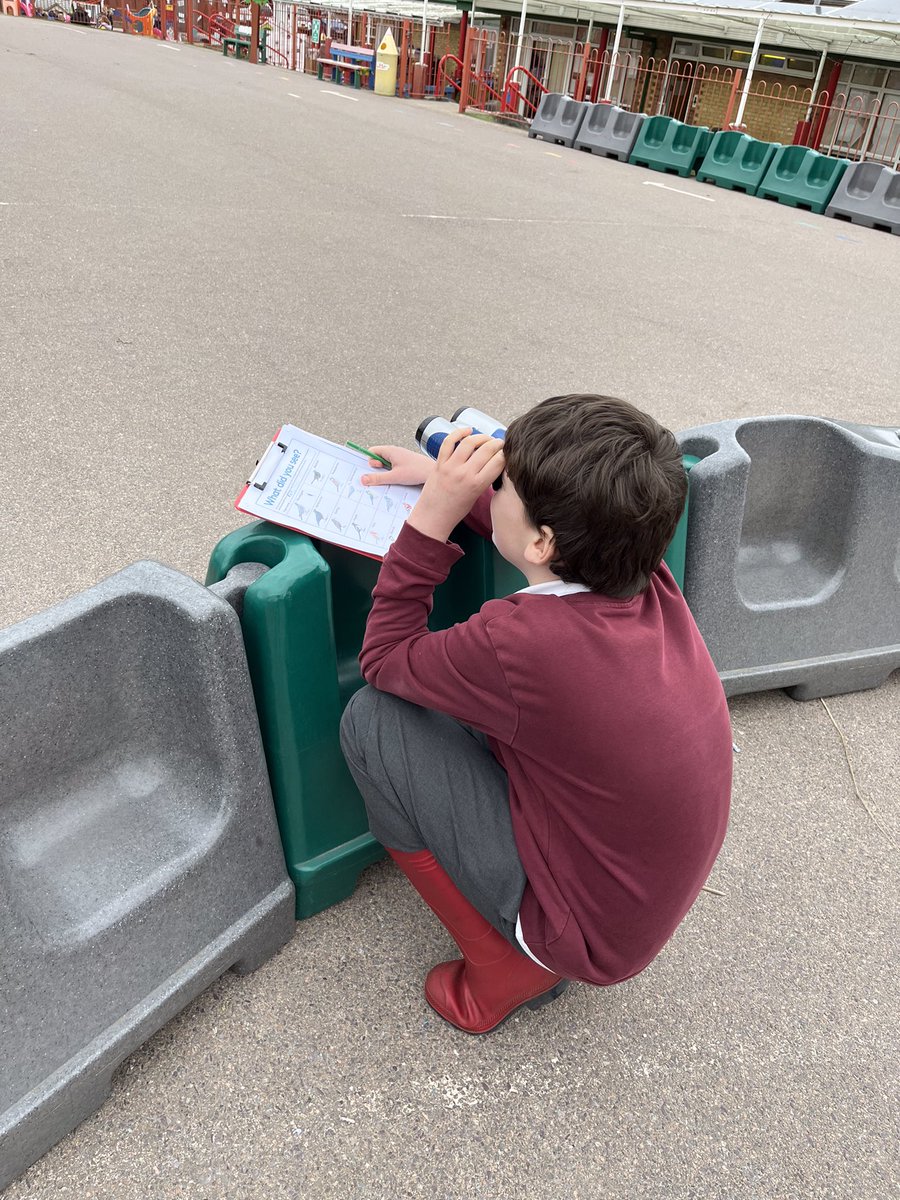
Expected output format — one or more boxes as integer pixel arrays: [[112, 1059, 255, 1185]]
[[407, 427, 505, 543], [360, 445, 435, 488]]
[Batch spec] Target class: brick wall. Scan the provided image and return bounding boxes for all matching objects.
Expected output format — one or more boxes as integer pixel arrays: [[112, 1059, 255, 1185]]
[[692, 69, 817, 143]]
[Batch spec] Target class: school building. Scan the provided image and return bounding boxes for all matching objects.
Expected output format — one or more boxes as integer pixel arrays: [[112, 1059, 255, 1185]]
[[449, 0, 900, 156]]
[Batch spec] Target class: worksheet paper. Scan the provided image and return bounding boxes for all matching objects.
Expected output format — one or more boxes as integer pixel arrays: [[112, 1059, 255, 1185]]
[[235, 425, 422, 559]]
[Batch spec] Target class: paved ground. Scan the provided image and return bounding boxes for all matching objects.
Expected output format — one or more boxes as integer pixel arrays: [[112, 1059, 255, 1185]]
[[1, 18, 898, 1200]]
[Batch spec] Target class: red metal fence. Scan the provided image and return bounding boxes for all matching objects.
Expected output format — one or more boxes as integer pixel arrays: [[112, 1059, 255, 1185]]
[[17, 6, 900, 165], [453, 29, 900, 167]]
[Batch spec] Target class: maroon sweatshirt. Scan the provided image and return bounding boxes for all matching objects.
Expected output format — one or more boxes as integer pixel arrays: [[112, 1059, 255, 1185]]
[[359, 491, 732, 986]]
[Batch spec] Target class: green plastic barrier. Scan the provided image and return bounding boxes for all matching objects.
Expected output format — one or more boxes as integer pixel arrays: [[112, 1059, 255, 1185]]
[[629, 116, 713, 178], [696, 131, 780, 194], [206, 521, 521, 918], [207, 463, 695, 920], [756, 146, 851, 214]]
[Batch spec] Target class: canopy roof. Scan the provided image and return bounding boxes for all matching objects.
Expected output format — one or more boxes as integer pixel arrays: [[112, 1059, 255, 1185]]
[[475, 0, 900, 60]]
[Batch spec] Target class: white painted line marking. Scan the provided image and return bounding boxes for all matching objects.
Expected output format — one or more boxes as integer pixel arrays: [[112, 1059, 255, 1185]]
[[160, 43, 181, 51], [642, 180, 714, 202], [403, 214, 569, 224], [545, 151, 562, 158], [321, 89, 360, 102], [288, 93, 301, 99], [437, 122, 458, 128]]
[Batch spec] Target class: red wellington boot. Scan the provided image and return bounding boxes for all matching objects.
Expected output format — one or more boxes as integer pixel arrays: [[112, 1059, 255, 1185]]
[[387, 848, 568, 1034]]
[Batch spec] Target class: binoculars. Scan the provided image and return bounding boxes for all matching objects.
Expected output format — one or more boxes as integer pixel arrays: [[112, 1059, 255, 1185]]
[[415, 407, 508, 460]]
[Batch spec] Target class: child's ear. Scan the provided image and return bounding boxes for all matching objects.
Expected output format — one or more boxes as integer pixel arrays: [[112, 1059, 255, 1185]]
[[524, 526, 557, 567]]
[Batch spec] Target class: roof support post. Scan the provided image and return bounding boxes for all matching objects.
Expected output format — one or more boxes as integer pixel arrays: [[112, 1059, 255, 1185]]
[[806, 45, 829, 119], [513, 0, 528, 71], [733, 16, 766, 129], [602, 3, 626, 103]]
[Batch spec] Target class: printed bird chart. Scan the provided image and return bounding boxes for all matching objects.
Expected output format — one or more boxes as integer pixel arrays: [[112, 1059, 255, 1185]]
[[236, 425, 422, 558]]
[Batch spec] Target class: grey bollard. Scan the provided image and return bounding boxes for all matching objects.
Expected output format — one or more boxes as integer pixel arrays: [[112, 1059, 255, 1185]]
[[825, 161, 900, 235], [675, 416, 900, 700], [0, 561, 295, 1191], [574, 103, 646, 161], [527, 93, 589, 148]]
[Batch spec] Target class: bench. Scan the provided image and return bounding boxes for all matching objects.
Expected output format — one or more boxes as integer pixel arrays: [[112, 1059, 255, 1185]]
[[317, 41, 375, 89], [223, 25, 268, 64], [316, 57, 370, 88]]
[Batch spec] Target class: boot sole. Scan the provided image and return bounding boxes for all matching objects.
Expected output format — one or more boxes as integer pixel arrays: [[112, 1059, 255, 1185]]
[[426, 978, 570, 1035]]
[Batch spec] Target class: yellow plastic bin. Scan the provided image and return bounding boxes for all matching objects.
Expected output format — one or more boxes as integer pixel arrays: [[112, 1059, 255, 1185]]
[[375, 28, 399, 96]]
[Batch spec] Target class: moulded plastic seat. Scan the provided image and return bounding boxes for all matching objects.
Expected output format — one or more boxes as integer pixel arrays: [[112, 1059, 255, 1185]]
[[757, 146, 850, 213], [697, 131, 781, 193], [675, 416, 900, 699], [574, 104, 646, 161], [527, 93, 589, 147], [0, 561, 295, 1192], [826, 161, 900, 234], [630, 117, 713, 177]]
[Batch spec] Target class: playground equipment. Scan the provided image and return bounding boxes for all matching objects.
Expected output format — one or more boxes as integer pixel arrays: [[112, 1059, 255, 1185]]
[[125, 1, 154, 34], [826, 161, 900, 234], [0, 561, 294, 1192], [676, 416, 900, 699], [696, 131, 781, 194], [527, 93, 589, 147], [629, 116, 714, 177], [574, 104, 647, 162], [756, 146, 851, 214]]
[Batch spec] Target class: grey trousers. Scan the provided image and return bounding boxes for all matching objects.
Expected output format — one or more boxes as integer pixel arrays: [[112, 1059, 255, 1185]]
[[339, 685, 527, 947]]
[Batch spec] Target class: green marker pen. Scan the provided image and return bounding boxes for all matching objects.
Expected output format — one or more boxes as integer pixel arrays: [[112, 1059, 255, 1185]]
[[346, 442, 391, 468]]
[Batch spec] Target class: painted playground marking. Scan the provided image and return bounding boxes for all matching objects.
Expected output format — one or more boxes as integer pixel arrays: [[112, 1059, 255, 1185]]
[[160, 43, 181, 51], [288, 93, 301, 99], [321, 90, 360, 102], [403, 214, 581, 224], [642, 180, 714, 202], [545, 151, 563, 158]]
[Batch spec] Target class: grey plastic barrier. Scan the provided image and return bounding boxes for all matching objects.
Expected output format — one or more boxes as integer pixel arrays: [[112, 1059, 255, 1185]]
[[527, 93, 589, 148], [675, 416, 900, 700], [826, 161, 900, 235], [0, 561, 295, 1191], [574, 103, 646, 161]]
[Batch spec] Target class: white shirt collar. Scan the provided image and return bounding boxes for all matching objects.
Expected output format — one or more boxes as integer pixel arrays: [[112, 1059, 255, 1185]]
[[515, 579, 591, 597]]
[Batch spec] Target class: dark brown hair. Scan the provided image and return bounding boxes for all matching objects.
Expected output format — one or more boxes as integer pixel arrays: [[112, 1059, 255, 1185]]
[[502, 394, 687, 598]]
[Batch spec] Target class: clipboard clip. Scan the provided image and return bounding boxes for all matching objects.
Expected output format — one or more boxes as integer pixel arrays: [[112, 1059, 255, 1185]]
[[246, 437, 288, 491]]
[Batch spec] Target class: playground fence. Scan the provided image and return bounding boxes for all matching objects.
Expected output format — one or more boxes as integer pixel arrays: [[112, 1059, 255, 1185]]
[[452, 29, 900, 168]]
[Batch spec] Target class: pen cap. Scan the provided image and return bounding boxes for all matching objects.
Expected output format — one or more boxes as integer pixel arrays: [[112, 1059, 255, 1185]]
[[451, 407, 507, 440], [415, 416, 484, 461]]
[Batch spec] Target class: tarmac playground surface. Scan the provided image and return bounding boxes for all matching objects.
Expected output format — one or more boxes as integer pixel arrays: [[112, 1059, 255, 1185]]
[[1, 18, 898, 1200]]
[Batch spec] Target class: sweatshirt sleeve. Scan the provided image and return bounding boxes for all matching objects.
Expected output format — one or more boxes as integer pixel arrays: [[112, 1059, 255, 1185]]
[[359, 521, 518, 743], [463, 488, 493, 540]]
